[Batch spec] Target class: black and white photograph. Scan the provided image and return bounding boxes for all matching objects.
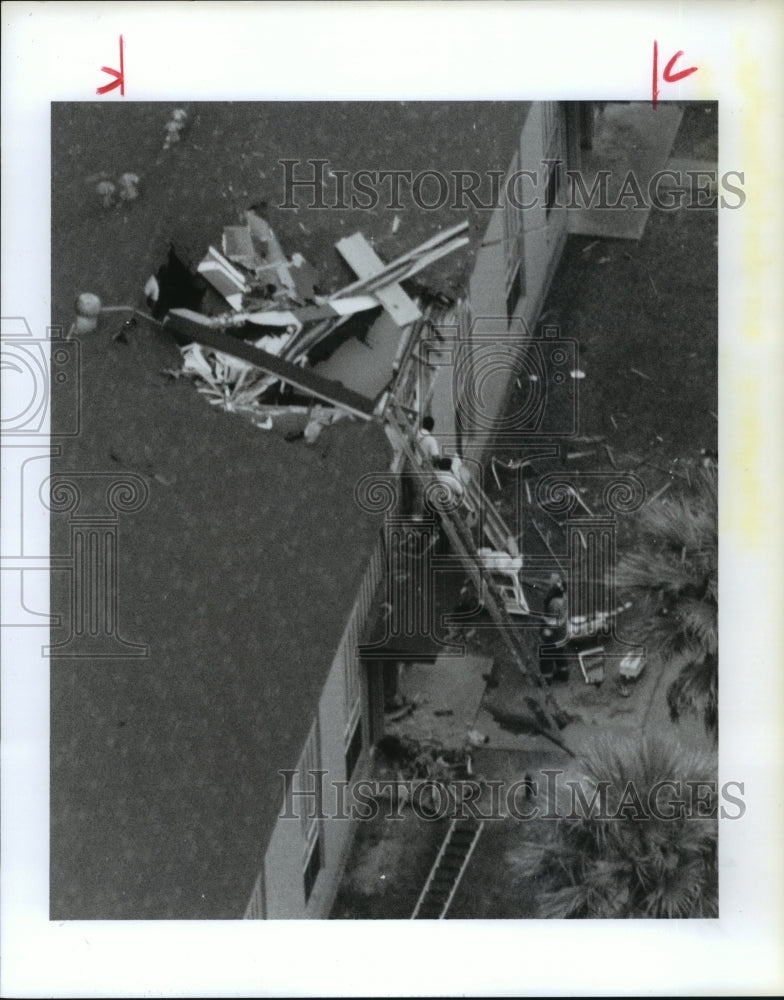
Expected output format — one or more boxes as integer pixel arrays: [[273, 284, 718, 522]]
[[49, 98, 723, 922], [2, 3, 783, 997]]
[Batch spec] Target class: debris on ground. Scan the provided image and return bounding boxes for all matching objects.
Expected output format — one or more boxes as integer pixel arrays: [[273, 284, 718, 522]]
[[375, 734, 474, 786], [385, 701, 416, 723], [648, 480, 673, 503]]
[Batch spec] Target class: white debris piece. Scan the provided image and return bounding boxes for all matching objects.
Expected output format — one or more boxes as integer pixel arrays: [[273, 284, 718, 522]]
[[180, 343, 217, 382], [96, 180, 116, 209], [163, 109, 188, 151], [303, 405, 348, 444], [178, 342, 293, 419], [252, 332, 292, 356], [118, 172, 140, 201], [73, 293, 102, 335], [144, 275, 160, 306]]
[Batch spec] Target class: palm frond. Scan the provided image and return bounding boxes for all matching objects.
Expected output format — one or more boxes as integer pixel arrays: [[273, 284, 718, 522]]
[[615, 463, 718, 735], [667, 653, 718, 734], [615, 550, 702, 596], [520, 737, 719, 918], [676, 597, 718, 654]]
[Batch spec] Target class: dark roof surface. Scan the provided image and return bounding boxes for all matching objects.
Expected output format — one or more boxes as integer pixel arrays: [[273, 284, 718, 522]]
[[52, 101, 530, 323], [49, 101, 529, 919], [50, 325, 389, 918]]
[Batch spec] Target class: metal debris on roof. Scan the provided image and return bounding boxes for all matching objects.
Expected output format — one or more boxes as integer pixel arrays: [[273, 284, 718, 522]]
[[198, 247, 249, 311], [222, 224, 258, 271], [335, 232, 422, 327], [334, 221, 469, 300], [166, 309, 378, 420], [96, 180, 116, 209], [138, 207, 469, 443], [180, 342, 280, 416], [303, 405, 349, 444], [156, 212, 469, 433], [163, 109, 188, 151], [118, 173, 140, 202]]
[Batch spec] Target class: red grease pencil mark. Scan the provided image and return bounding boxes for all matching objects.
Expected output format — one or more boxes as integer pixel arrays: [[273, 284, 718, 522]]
[[652, 40, 659, 109], [97, 35, 125, 96], [652, 40, 697, 109], [664, 50, 698, 85]]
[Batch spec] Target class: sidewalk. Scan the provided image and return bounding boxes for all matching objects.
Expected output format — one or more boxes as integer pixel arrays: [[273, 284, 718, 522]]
[[568, 102, 684, 240]]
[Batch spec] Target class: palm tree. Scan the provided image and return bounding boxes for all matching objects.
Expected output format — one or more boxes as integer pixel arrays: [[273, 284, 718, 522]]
[[615, 461, 718, 736], [516, 736, 718, 918]]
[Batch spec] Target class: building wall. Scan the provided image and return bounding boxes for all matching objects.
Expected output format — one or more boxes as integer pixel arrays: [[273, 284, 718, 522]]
[[259, 786, 303, 918], [430, 101, 569, 462], [248, 537, 385, 919], [515, 100, 570, 327]]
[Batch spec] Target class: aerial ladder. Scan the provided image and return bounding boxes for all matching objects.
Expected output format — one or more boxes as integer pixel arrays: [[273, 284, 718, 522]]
[[385, 402, 572, 737]]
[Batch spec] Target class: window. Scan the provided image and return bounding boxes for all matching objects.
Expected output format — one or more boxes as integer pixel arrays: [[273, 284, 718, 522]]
[[503, 151, 525, 319], [541, 101, 558, 148], [344, 616, 363, 780], [545, 159, 562, 218], [345, 714, 363, 781], [343, 546, 383, 778], [542, 102, 564, 220], [505, 269, 524, 322], [299, 719, 323, 903], [303, 837, 322, 903]]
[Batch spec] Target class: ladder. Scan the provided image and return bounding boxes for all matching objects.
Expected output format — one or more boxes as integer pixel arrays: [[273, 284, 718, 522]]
[[462, 471, 521, 557], [411, 817, 484, 919], [386, 403, 569, 732]]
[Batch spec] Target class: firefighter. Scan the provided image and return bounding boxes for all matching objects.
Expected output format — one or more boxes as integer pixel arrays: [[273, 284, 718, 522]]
[[540, 576, 570, 683]]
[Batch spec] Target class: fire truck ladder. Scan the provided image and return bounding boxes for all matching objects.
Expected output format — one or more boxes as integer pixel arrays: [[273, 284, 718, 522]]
[[387, 404, 571, 738], [411, 817, 484, 919]]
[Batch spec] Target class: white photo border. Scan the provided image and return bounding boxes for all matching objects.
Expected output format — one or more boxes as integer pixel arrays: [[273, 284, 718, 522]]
[[2, 1, 783, 996]]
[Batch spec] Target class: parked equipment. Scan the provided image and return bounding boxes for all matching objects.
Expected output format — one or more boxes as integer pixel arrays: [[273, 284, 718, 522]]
[[476, 547, 531, 617]]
